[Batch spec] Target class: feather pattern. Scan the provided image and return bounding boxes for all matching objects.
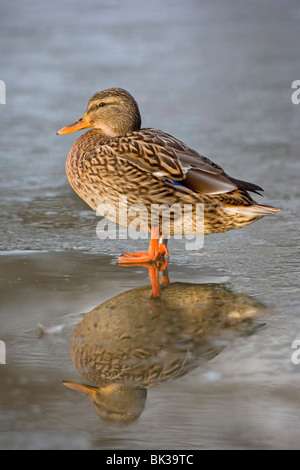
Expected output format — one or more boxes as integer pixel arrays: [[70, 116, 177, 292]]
[[58, 87, 279, 239], [101, 128, 266, 196]]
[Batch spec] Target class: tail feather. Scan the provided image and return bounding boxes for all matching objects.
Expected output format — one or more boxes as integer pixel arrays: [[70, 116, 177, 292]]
[[226, 176, 264, 196], [224, 204, 280, 216]]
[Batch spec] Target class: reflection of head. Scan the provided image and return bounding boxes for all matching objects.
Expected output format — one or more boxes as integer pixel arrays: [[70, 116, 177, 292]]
[[63, 381, 147, 425]]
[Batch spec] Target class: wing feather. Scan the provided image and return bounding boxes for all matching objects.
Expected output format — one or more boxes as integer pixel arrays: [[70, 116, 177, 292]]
[[103, 128, 262, 196]]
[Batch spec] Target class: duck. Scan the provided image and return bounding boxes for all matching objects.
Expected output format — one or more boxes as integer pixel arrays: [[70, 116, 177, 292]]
[[57, 87, 279, 262]]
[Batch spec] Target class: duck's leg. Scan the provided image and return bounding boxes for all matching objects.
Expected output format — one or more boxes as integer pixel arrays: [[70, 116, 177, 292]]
[[118, 259, 170, 298], [159, 259, 170, 285], [158, 237, 169, 260], [147, 263, 161, 297], [118, 227, 168, 263]]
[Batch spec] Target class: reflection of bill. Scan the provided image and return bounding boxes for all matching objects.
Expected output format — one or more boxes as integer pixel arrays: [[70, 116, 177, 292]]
[[0, 80, 5, 104], [0, 340, 6, 364], [96, 196, 204, 251]]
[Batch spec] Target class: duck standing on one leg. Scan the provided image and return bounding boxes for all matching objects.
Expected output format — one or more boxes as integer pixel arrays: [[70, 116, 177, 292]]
[[57, 88, 279, 262]]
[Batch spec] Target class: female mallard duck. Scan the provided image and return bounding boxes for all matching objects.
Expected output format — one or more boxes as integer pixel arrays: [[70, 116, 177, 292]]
[[57, 88, 279, 262]]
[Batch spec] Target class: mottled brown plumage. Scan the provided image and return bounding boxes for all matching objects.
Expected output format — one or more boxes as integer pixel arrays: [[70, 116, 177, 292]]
[[57, 88, 279, 261]]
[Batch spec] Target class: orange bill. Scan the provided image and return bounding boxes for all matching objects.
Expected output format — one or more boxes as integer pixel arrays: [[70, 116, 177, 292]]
[[57, 113, 93, 135], [63, 381, 98, 398]]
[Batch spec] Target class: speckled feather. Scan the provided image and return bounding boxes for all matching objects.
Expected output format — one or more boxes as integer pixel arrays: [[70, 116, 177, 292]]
[[66, 129, 277, 235]]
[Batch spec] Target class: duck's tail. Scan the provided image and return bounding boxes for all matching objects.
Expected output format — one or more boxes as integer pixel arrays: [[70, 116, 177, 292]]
[[224, 204, 280, 216]]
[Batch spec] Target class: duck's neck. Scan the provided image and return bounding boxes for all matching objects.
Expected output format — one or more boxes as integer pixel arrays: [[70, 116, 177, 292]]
[[85, 128, 117, 143]]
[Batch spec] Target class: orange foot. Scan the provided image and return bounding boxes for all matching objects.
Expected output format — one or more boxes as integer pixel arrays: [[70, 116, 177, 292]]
[[118, 229, 169, 264], [118, 244, 169, 264], [158, 241, 169, 259], [118, 251, 156, 263]]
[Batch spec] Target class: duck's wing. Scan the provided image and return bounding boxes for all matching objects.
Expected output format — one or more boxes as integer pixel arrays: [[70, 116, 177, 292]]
[[107, 128, 263, 196]]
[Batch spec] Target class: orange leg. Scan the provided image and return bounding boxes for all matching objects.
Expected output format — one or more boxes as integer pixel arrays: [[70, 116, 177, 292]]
[[158, 237, 169, 259], [159, 260, 170, 285], [118, 227, 168, 264], [148, 263, 161, 298], [118, 259, 170, 298]]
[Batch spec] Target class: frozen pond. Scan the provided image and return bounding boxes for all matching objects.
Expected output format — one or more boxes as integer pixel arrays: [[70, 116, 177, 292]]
[[0, 0, 300, 450]]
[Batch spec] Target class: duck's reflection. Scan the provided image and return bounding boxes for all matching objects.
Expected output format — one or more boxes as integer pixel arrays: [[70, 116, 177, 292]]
[[64, 261, 271, 425]]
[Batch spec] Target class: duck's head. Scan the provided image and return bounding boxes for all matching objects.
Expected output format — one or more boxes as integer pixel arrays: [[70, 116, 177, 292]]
[[57, 87, 141, 137], [63, 381, 147, 425]]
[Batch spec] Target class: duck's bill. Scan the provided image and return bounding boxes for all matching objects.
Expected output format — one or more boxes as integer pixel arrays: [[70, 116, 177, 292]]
[[57, 114, 93, 135], [63, 381, 98, 398]]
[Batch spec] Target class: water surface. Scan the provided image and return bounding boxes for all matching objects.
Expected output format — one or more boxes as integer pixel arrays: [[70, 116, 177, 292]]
[[0, 0, 300, 450]]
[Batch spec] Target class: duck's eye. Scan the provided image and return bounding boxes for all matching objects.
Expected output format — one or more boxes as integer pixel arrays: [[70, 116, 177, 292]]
[[98, 101, 107, 107]]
